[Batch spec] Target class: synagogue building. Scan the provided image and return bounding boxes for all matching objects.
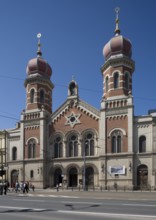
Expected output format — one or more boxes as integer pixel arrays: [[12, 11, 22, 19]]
[[1, 10, 156, 190]]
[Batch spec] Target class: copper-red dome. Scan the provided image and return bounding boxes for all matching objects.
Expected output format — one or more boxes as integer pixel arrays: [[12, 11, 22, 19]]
[[103, 35, 132, 61], [26, 57, 52, 78]]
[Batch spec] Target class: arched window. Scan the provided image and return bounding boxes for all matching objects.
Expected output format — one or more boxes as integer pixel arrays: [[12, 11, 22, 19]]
[[28, 139, 36, 158], [54, 136, 63, 158], [112, 136, 116, 153], [117, 135, 121, 152], [69, 82, 76, 95], [40, 89, 45, 104], [105, 76, 109, 92], [114, 72, 119, 89], [12, 147, 17, 160], [83, 133, 95, 156], [30, 170, 34, 178], [139, 136, 146, 153], [30, 89, 35, 103], [68, 134, 78, 157], [125, 73, 129, 90], [111, 130, 122, 153]]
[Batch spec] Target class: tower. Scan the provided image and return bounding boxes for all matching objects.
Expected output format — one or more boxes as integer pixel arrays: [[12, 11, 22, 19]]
[[99, 8, 135, 188], [25, 33, 53, 113], [20, 34, 54, 188]]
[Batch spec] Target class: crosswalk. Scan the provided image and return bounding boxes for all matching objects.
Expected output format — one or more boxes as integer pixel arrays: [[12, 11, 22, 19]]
[[16, 193, 79, 198]]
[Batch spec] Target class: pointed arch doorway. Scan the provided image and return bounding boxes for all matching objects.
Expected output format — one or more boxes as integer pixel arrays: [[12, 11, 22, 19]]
[[86, 167, 94, 186], [54, 168, 62, 187], [11, 170, 18, 187], [137, 164, 148, 189], [68, 167, 78, 187]]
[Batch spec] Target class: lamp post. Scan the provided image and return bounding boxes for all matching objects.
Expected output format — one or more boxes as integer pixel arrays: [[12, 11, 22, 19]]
[[0, 149, 5, 195], [0, 130, 7, 195], [83, 148, 86, 191], [83, 141, 87, 191]]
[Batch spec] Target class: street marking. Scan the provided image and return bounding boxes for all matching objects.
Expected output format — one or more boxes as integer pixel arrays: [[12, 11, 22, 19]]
[[0, 205, 46, 211], [16, 193, 79, 199], [123, 203, 156, 207], [60, 195, 79, 198], [13, 199, 45, 202], [61, 201, 102, 205], [57, 210, 156, 218]]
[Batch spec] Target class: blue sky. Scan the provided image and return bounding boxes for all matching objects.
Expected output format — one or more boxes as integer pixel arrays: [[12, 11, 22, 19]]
[[0, 0, 156, 129]]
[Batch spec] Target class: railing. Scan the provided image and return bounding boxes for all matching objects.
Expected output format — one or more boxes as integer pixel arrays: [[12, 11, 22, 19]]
[[51, 184, 156, 192]]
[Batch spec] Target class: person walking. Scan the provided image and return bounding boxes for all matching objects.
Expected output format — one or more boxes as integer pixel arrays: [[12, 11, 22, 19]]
[[32, 184, 35, 192], [15, 181, 20, 193], [4, 183, 7, 195], [56, 184, 59, 192]]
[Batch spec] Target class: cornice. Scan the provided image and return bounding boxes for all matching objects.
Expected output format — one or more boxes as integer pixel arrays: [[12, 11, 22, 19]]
[[101, 57, 135, 73], [24, 76, 54, 89]]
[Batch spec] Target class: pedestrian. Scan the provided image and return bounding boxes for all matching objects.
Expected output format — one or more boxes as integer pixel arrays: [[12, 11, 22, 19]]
[[12, 183, 15, 192], [32, 184, 35, 192], [56, 184, 59, 192], [23, 182, 26, 193], [7, 181, 10, 192], [15, 181, 20, 193], [4, 183, 7, 195], [25, 182, 29, 193]]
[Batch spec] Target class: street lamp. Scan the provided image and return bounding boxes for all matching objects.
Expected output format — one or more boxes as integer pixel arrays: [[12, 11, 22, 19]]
[[0, 130, 7, 195], [0, 149, 6, 195], [83, 141, 87, 191]]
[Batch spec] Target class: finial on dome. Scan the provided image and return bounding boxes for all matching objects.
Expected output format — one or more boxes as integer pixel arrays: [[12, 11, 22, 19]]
[[37, 33, 42, 57], [72, 75, 75, 81], [114, 7, 121, 36]]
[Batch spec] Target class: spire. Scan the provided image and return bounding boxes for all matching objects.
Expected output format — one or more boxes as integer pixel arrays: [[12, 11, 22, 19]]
[[114, 7, 121, 36], [37, 33, 42, 57]]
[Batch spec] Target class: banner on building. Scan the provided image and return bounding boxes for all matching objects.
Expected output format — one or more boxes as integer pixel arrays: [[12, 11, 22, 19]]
[[109, 165, 125, 175]]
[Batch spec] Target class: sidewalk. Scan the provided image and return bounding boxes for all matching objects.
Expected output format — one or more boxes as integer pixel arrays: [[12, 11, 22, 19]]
[[6, 188, 156, 200]]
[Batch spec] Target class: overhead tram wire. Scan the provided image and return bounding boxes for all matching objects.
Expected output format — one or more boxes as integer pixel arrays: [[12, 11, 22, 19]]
[[1, 74, 156, 102], [0, 74, 24, 81], [0, 74, 102, 94], [0, 114, 19, 121]]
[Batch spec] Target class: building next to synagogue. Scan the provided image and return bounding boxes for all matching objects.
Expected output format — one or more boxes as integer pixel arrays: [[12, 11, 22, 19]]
[[1, 10, 156, 190]]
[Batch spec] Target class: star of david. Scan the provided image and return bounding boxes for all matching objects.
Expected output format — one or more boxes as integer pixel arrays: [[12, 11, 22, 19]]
[[65, 112, 81, 128]]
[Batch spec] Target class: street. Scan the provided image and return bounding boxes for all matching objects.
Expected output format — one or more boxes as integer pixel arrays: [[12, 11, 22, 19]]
[[0, 191, 156, 220]]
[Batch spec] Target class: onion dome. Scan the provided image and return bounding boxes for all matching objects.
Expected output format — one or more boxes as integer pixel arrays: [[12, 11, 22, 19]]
[[26, 33, 52, 78], [103, 7, 132, 61]]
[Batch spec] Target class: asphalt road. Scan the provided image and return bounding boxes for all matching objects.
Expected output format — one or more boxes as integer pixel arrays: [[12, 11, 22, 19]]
[[0, 190, 156, 220]]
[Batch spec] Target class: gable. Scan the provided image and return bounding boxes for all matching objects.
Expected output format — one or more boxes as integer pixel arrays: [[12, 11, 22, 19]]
[[51, 99, 100, 133]]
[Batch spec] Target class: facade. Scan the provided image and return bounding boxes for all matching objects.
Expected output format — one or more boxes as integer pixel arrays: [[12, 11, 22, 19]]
[[1, 11, 156, 190]]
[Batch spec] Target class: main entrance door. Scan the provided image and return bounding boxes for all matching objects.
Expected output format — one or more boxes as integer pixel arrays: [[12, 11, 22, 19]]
[[68, 168, 77, 187], [11, 170, 18, 187], [137, 164, 148, 189], [54, 168, 62, 187], [86, 167, 94, 186]]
